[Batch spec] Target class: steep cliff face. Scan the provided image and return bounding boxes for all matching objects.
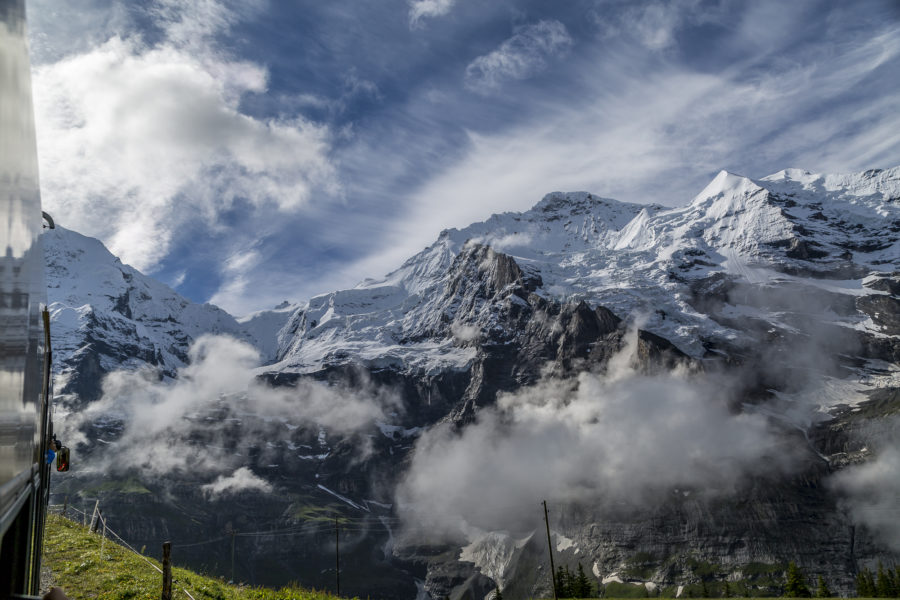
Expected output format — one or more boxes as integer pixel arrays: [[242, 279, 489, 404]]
[[48, 166, 900, 599]]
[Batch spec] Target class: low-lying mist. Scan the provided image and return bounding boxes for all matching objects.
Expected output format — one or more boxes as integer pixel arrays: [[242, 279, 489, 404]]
[[396, 329, 799, 538], [60, 334, 399, 496], [830, 417, 900, 553]]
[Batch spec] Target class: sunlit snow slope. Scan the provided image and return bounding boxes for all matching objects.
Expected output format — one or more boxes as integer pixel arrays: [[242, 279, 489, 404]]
[[273, 167, 899, 372]]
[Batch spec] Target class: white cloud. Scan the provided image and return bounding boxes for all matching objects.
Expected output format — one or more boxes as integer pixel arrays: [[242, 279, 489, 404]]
[[27, 0, 133, 64], [408, 0, 456, 28], [150, 0, 257, 49], [464, 20, 573, 94], [397, 329, 792, 536], [831, 430, 900, 552], [32, 1, 336, 273], [475, 231, 534, 253], [201, 466, 273, 497], [61, 335, 398, 480], [450, 322, 480, 342]]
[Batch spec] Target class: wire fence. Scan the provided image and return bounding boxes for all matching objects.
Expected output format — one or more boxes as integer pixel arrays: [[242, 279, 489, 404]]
[[47, 501, 413, 598], [49, 504, 195, 600], [51, 503, 414, 546]]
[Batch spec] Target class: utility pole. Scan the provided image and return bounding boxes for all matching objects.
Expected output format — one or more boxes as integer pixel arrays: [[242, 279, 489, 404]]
[[335, 516, 341, 596], [543, 500, 558, 600]]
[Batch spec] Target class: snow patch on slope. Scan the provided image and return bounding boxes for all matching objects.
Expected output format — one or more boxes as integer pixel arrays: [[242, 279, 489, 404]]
[[238, 302, 298, 363], [459, 530, 534, 587]]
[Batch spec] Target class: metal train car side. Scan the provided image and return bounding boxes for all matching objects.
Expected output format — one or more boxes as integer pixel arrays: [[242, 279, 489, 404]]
[[0, 0, 54, 595]]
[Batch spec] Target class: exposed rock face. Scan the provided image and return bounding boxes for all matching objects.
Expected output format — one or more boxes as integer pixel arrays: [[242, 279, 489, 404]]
[[857, 294, 900, 334], [864, 273, 900, 296], [49, 166, 900, 599]]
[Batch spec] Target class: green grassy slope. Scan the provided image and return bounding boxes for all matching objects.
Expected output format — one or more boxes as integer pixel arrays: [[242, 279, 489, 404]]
[[42, 514, 345, 600]]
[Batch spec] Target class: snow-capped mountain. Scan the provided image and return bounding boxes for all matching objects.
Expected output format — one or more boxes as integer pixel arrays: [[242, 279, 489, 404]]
[[44, 226, 291, 404], [273, 166, 898, 374], [46, 165, 900, 599], [50, 166, 896, 396]]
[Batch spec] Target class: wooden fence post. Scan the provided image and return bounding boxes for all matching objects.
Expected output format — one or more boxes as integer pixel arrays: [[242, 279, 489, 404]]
[[161, 541, 172, 600], [89, 500, 101, 533], [99, 516, 107, 561]]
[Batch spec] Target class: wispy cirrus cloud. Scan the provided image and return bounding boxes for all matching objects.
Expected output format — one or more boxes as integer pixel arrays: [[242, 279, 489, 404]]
[[207, 247, 263, 311], [408, 0, 456, 28], [377, 11, 900, 259], [149, 0, 260, 48], [623, 1, 686, 50], [464, 20, 573, 94], [592, 0, 721, 51]]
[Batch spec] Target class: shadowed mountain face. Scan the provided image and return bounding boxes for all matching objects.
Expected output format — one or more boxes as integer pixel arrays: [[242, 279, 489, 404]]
[[48, 167, 899, 599]]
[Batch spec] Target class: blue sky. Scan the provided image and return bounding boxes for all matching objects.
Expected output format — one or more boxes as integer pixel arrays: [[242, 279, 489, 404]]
[[28, 0, 900, 315]]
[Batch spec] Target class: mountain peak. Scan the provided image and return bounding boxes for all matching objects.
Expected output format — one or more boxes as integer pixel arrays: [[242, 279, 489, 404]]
[[761, 167, 814, 183], [692, 170, 763, 206], [533, 191, 609, 212]]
